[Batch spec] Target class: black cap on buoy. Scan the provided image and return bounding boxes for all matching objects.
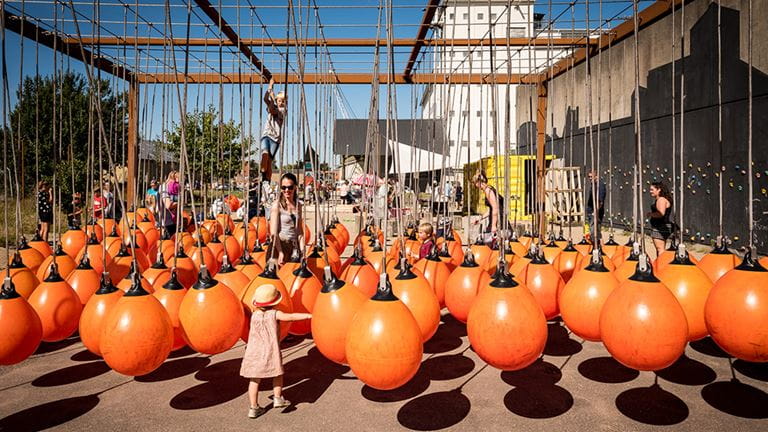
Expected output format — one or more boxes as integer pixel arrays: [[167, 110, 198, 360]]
[[52, 242, 66, 256], [584, 250, 610, 272], [1, 278, 21, 299], [151, 252, 168, 269], [258, 262, 280, 280], [489, 267, 518, 288], [372, 273, 398, 301], [192, 267, 218, 290], [629, 255, 660, 282], [124, 271, 150, 296], [562, 240, 578, 252], [9, 253, 25, 269], [395, 262, 418, 280], [604, 236, 619, 246], [350, 247, 367, 266], [96, 273, 120, 295], [219, 258, 236, 273], [321, 266, 345, 293], [87, 231, 99, 244], [76, 255, 94, 270], [43, 263, 64, 283], [293, 260, 314, 278], [734, 248, 768, 272], [460, 251, 479, 267], [162, 271, 184, 291], [438, 242, 451, 258]]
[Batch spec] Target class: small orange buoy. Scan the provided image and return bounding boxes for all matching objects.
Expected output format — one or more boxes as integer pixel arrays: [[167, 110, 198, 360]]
[[658, 248, 712, 341], [574, 237, 591, 256], [277, 251, 302, 284], [235, 251, 263, 281], [554, 233, 568, 250], [170, 248, 198, 289], [220, 234, 243, 263], [143, 254, 172, 290], [60, 228, 88, 259], [287, 261, 322, 335], [391, 264, 440, 342], [705, 252, 768, 362], [0, 280, 43, 365], [365, 241, 386, 274], [542, 239, 562, 264], [27, 234, 52, 258], [38, 243, 77, 282], [523, 254, 565, 320], [340, 249, 378, 298], [559, 251, 619, 341], [179, 269, 244, 354], [116, 262, 154, 294], [602, 236, 621, 259], [655, 243, 700, 274], [345, 276, 423, 390], [445, 252, 491, 323], [188, 242, 220, 276], [27, 265, 83, 342], [79, 275, 124, 356], [16, 239, 45, 275], [552, 242, 580, 283], [307, 245, 332, 281], [697, 242, 739, 283], [600, 256, 688, 371], [311, 268, 367, 364], [8, 253, 39, 299], [108, 244, 135, 285], [412, 251, 451, 307], [100, 274, 174, 376], [215, 260, 251, 299], [153, 272, 188, 351], [467, 269, 547, 371], [614, 244, 642, 280], [470, 237, 491, 269], [66, 256, 101, 305]]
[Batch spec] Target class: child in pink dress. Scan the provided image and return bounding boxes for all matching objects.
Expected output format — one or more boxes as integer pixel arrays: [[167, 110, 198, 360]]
[[240, 284, 311, 418]]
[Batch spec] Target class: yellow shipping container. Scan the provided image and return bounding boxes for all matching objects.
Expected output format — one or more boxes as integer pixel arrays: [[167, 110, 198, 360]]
[[463, 155, 553, 222]]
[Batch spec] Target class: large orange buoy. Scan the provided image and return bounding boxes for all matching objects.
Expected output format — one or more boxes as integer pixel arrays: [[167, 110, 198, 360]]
[[602, 236, 621, 259], [16, 239, 45, 275], [287, 261, 322, 335], [559, 251, 619, 341], [542, 239, 562, 264], [8, 253, 39, 299], [135, 207, 155, 225], [188, 243, 220, 276], [552, 242, 580, 283], [658, 249, 712, 341], [340, 249, 378, 298], [249, 216, 269, 244], [193, 226, 213, 246], [251, 241, 268, 269], [436, 242, 456, 272], [60, 228, 88, 259], [179, 269, 244, 354], [324, 226, 343, 255], [705, 252, 768, 362], [321, 240, 343, 276], [697, 242, 739, 283], [206, 236, 225, 262], [38, 244, 77, 282], [240, 265, 293, 340], [137, 215, 157, 240], [522, 254, 565, 320], [215, 213, 236, 235], [655, 243, 700, 274], [509, 235, 528, 257], [614, 245, 642, 280], [277, 250, 303, 283], [27, 234, 53, 258], [391, 264, 440, 342], [600, 257, 688, 370], [75, 233, 112, 275], [574, 247, 617, 274], [469, 237, 492, 269], [412, 251, 452, 307], [215, 260, 251, 299], [311, 268, 367, 364], [365, 241, 386, 274], [143, 254, 172, 290], [27, 265, 83, 342], [234, 221, 257, 253], [105, 227, 124, 258], [100, 274, 174, 376], [153, 272, 187, 351], [123, 226, 149, 255], [445, 252, 491, 323], [235, 251, 264, 281], [219, 234, 243, 264], [307, 245, 333, 281], [0, 280, 43, 365], [169, 248, 198, 289], [79, 275, 124, 356], [108, 244, 134, 285], [467, 269, 547, 370], [345, 276, 423, 390], [574, 237, 591, 256], [66, 257, 101, 305], [202, 219, 220, 238]]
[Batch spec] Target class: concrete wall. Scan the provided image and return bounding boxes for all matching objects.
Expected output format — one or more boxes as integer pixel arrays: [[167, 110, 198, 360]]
[[516, 0, 768, 252]]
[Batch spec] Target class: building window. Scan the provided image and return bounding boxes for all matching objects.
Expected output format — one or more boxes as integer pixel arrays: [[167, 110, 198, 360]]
[[476, 140, 483, 148], [449, 110, 455, 117], [461, 110, 469, 117], [509, 26, 526, 37], [475, 50, 483, 58], [449, 50, 455, 58], [449, 140, 456, 147], [461, 141, 469, 148], [449, 13, 454, 20], [462, 13, 468, 20], [476, 110, 482, 117], [477, 13, 484, 20], [491, 13, 498, 21]]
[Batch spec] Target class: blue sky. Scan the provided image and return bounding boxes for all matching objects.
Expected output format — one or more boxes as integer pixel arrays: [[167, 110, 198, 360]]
[[2, 1, 649, 164]]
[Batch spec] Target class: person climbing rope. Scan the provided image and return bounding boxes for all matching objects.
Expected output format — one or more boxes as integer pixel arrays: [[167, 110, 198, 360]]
[[259, 77, 287, 202]]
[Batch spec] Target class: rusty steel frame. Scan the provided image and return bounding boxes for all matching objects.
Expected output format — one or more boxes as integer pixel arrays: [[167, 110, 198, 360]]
[[136, 72, 541, 85]]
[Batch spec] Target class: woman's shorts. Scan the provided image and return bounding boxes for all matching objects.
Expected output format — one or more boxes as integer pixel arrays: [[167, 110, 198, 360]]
[[650, 224, 673, 240], [261, 136, 280, 159], [39, 212, 53, 224]]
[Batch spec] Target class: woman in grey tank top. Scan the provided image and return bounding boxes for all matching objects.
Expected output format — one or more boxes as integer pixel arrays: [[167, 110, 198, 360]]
[[270, 172, 304, 265]]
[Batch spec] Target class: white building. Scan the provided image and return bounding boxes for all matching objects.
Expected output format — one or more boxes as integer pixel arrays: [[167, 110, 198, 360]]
[[420, 0, 573, 169]]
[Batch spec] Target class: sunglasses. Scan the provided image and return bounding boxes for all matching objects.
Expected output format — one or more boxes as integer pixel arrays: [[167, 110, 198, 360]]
[[281, 185, 295, 191]]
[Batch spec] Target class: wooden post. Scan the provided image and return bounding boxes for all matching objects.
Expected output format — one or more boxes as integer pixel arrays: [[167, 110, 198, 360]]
[[536, 81, 548, 238], [127, 79, 138, 208]]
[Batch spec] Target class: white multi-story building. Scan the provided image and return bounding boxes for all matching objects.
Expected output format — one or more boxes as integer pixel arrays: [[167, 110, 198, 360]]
[[420, 0, 572, 169]]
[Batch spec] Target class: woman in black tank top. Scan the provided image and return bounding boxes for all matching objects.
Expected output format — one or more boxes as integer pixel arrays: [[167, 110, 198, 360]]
[[648, 181, 674, 257], [473, 171, 506, 235]]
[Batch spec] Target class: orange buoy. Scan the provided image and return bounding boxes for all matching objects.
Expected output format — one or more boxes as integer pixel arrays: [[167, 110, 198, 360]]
[[193, 226, 213, 246], [321, 241, 343, 276], [179, 269, 244, 354], [412, 250, 451, 307], [143, 254, 172, 290], [100, 274, 174, 376], [552, 242, 580, 283], [436, 242, 456, 272], [8, 253, 39, 299], [277, 250, 303, 283], [27, 234, 53, 258], [554, 234, 569, 250], [251, 241, 268, 269], [135, 207, 155, 225], [215, 258, 251, 297], [365, 240, 387, 274], [508, 247, 532, 281], [542, 239, 562, 264], [602, 236, 620, 259], [219, 234, 243, 263], [340, 249, 378, 298], [234, 221, 257, 253], [345, 276, 423, 390], [240, 265, 293, 340], [215, 213, 236, 235], [307, 245, 333, 281], [66, 256, 101, 305], [27, 265, 83, 342], [79, 275, 124, 356], [705, 252, 768, 362], [312, 268, 367, 364], [509, 235, 528, 257], [188, 243, 220, 276], [249, 216, 269, 244], [37, 245, 77, 282], [573, 237, 591, 256], [235, 251, 263, 281], [520, 232, 534, 249], [614, 244, 642, 280], [169, 248, 198, 289], [445, 252, 491, 323], [0, 280, 43, 365], [697, 242, 739, 283], [98, 218, 119, 237], [469, 237, 491, 269], [123, 226, 149, 254], [60, 228, 88, 259], [559, 251, 619, 341], [391, 264, 440, 342], [116, 262, 154, 293], [16, 238, 45, 274], [287, 261, 322, 335], [600, 257, 688, 370], [467, 269, 547, 370], [658, 249, 712, 341], [206, 236, 225, 262], [483, 243, 502, 275], [108, 244, 134, 284], [655, 243, 700, 274], [202, 219, 220, 238], [523, 254, 565, 320], [324, 226, 343, 255], [612, 238, 634, 268], [105, 227, 124, 258], [153, 272, 188, 351], [75, 233, 112, 274], [574, 247, 617, 274], [403, 235, 421, 264]]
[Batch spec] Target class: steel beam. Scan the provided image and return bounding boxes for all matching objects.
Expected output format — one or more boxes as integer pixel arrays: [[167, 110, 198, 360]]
[[136, 72, 540, 85], [403, 0, 441, 81], [63, 36, 596, 48], [192, 0, 271, 80]]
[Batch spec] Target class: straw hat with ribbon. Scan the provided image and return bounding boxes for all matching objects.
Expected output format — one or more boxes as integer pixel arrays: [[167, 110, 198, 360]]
[[252, 284, 282, 308]]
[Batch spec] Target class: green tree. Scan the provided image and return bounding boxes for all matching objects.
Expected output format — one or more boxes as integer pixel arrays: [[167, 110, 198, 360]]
[[166, 107, 245, 186], [11, 71, 125, 199]]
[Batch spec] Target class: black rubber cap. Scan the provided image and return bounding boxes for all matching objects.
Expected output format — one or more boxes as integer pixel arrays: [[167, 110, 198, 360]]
[[629, 258, 661, 282], [95, 273, 120, 295], [395, 263, 418, 280], [293, 260, 315, 278], [42, 264, 64, 283], [192, 268, 218, 290], [0, 279, 21, 299], [562, 241, 578, 252], [162, 271, 184, 291], [371, 274, 398, 301], [320, 270, 346, 293], [76, 256, 94, 270], [9, 253, 25, 269], [124, 272, 150, 297], [734, 250, 768, 272], [460, 251, 479, 268], [489, 268, 518, 288]]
